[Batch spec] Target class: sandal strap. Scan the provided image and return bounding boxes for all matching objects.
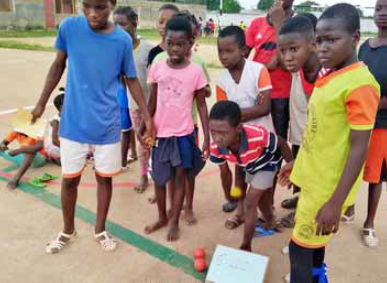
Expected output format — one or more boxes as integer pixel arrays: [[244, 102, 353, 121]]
[[95, 231, 117, 251], [363, 228, 377, 237]]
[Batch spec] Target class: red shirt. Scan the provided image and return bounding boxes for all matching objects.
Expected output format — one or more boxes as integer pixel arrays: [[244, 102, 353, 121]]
[[210, 124, 282, 173], [245, 16, 292, 99]]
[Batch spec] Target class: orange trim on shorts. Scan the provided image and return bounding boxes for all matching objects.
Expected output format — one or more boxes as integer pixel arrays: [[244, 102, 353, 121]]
[[291, 235, 327, 250], [62, 170, 83, 179], [95, 169, 122, 178]]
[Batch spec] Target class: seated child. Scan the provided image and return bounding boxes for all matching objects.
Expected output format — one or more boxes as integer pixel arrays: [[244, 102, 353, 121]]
[[0, 91, 64, 189], [216, 25, 274, 227], [46, 92, 63, 164], [278, 4, 380, 282], [144, 16, 210, 241], [210, 101, 293, 252]]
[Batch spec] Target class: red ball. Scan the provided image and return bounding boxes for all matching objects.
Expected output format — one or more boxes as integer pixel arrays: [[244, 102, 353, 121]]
[[194, 258, 207, 272], [193, 247, 206, 259]]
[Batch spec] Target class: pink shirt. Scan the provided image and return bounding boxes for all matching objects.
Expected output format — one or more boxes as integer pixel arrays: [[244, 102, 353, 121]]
[[148, 60, 208, 137]]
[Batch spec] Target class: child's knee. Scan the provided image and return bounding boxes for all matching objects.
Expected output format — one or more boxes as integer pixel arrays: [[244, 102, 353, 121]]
[[62, 177, 81, 188]]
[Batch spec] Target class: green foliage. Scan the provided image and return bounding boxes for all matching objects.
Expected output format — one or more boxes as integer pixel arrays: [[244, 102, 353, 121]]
[[257, 0, 274, 11]]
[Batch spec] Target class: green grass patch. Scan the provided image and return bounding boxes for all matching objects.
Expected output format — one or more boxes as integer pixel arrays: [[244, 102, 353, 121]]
[[0, 29, 57, 38], [0, 40, 54, 52]]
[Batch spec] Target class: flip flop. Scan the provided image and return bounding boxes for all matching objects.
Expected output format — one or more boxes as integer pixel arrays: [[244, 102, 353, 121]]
[[39, 173, 59, 182], [222, 201, 237, 213], [28, 178, 47, 188], [225, 215, 244, 230]]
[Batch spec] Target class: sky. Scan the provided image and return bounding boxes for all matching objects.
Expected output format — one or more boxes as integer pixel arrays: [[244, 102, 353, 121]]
[[239, 0, 377, 10]]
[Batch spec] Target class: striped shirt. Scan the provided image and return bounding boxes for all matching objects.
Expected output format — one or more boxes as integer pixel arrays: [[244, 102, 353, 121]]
[[210, 124, 282, 174]]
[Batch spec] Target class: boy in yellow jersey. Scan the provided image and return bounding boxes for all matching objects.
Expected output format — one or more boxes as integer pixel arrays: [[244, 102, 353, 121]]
[[278, 4, 380, 283]]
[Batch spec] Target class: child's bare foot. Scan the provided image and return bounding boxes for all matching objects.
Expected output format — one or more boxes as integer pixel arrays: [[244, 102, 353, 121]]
[[240, 243, 252, 252], [166, 223, 180, 242], [144, 219, 168, 235], [148, 195, 156, 204], [184, 209, 197, 226], [7, 179, 18, 190], [134, 178, 149, 194]]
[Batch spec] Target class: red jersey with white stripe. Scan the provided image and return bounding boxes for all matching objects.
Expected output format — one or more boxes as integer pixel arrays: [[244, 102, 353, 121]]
[[210, 124, 282, 174]]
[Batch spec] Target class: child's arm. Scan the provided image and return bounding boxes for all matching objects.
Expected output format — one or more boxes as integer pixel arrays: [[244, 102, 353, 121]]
[[125, 78, 155, 140], [32, 51, 67, 123], [51, 120, 60, 147], [9, 140, 44, 156], [138, 83, 157, 143], [277, 135, 294, 163], [240, 90, 271, 122], [315, 130, 371, 236], [196, 88, 210, 159], [219, 163, 234, 202]]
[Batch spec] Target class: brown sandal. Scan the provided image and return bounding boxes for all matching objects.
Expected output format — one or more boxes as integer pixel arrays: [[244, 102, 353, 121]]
[[225, 215, 244, 230]]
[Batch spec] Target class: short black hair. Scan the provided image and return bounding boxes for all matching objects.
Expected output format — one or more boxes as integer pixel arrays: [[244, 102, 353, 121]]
[[174, 10, 199, 31], [114, 6, 138, 27], [159, 4, 179, 13], [319, 3, 360, 33], [279, 15, 315, 39], [165, 16, 193, 39], [209, 101, 241, 127], [218, 26, 246, 48], [298, 13, 318, 31], [54, 88, 65, 112]]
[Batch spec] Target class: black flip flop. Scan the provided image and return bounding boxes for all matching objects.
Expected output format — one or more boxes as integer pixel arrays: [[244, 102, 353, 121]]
[[222, 201, 237, 213]]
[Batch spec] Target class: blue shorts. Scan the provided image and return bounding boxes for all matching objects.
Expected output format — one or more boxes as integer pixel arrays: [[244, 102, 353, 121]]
[[120, 107, 132, 132], [150, 133, 205, 186], [117, 85, 132, 131]]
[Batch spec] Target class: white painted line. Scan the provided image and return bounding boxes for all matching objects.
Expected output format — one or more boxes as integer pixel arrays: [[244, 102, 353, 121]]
[[0, 103, 53, 116]]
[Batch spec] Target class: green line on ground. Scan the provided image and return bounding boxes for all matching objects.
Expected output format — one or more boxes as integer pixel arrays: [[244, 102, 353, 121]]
[[2, 164, 20, 172], [0, 175, 206, 282]]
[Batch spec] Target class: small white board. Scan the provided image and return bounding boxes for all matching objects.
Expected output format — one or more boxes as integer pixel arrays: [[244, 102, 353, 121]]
[[205, 245, 269, 283]]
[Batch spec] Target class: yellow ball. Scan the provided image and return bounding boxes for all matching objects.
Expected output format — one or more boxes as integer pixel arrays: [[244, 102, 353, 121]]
[[230, 186, 242, 198]]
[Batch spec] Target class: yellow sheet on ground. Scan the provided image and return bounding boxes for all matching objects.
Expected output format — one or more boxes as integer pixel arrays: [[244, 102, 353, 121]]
[[11, 108, 47, 139]]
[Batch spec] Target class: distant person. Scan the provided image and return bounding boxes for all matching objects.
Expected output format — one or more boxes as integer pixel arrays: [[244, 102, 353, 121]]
[[239, 20, 246, 30]]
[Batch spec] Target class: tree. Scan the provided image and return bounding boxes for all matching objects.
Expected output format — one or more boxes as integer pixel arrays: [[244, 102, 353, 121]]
[[257, 0, 274, 11], [294, 1, 319, 13], [207, 0, 220, 11], [223, 0, 242, 13], [207, 0, 241, 13]]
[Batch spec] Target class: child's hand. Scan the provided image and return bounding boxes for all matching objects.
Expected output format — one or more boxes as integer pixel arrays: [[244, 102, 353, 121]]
[[278, 161, 294, 187], [31, 104, 45, 124], [202, 139, 210, 161], [315, 199, 342, 236], [269, 0, 285, 29], [144, 119, 156, 143], [0, 143, 8, 152]]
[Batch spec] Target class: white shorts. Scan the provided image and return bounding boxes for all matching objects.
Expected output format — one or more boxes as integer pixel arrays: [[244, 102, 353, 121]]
[[60, 138, 122, 179], [245, 170, 277, 190]]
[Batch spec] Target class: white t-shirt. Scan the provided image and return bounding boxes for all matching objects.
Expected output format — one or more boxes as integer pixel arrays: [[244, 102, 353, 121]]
[[216, 60, 274, 132], [289, 72, 308, 146], [45, 114, 61, 158], [128, 40, 153, 110]]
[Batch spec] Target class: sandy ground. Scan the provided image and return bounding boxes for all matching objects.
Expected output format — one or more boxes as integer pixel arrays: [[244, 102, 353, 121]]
[[0, 47, 386, 283]]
